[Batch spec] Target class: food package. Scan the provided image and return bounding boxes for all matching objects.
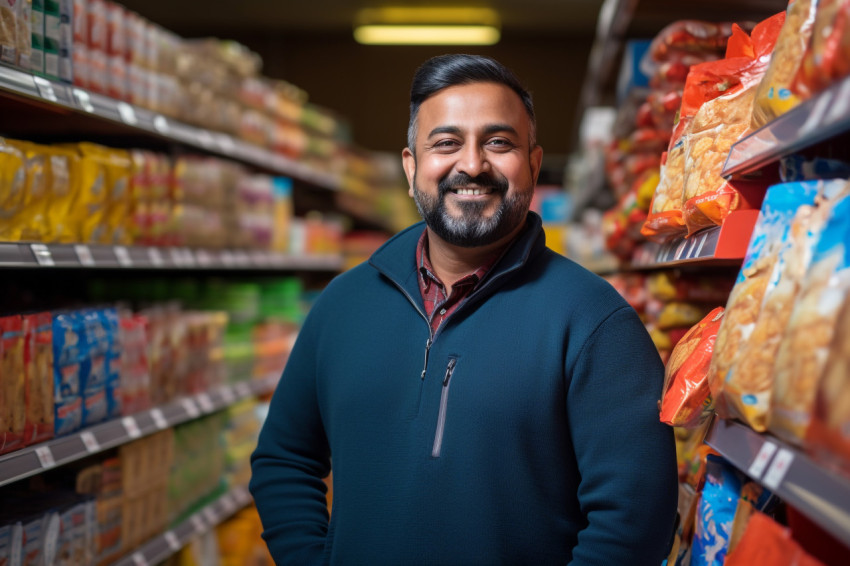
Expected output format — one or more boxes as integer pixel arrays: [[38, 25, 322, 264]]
[[770, 189, 850, 445], [0, 315, 26, 455], [724, 179, 848, 431], [656, 301, 712, 330], [682, 13, 786, 236], [642, 20, 736, 71], [4, 139, 49, 241], [53, 311, 84, 436], [690, 454, 743, 566], [660, 307, 724, 429], [752, 0, 819, 129], [69, 143, 131, 244], [43, 144, 81, 243], [0, 139, 27, 239], [23, 312, 54, 446], [647, 271, 736, 304], [725, 511, 825, 566], [0, 0, 17, 65], [709, 181, 821, 422], [30, 0, 44, 75], [86, 0, 106, 94], [793, 0, 850, 98], [72, 0, 87, 88]]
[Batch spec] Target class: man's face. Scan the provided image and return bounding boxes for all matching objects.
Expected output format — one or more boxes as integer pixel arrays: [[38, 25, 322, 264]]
[[402, 82, 543, 248]]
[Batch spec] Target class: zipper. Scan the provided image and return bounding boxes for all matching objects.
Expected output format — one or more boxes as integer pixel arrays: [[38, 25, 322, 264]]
[[432, 357, 457, 458], [421, 338, 432, 380]]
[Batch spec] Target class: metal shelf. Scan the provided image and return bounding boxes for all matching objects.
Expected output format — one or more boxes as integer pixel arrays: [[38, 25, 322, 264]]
[[0, 241, 343, 271], [112, 485, 254, 566], [0, 64, 341, 191], [723, 73, 850, 178], [0, 374, 278, 489], [630, 209, 758, 268], [705, 417, 850, 549]]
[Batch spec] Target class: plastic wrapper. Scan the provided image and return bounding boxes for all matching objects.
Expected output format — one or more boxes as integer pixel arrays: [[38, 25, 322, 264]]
[[682, 13, 786, 235], [725, 180, 848, 432], [709, 181, 821, 423], [53, 311, 84, 436], [0, 315, 25, 455], [725, 512, 825, 566], [4, 139, 49, 241], [793, 0, 850, 98], [647, 271, 735, 304], [656, 301, 712, 330], [643, 20, 736, 69], [752, 0, 819, 129], [660, 307, 724, 428], [0, 139, 27, 239], [647, 89, 683, 133], [23, 312, 54, 446], [691, 454, 742, 566], [43, 145, 81, 243], [0, 0, 17, 65], [770, 189, 850, 445]]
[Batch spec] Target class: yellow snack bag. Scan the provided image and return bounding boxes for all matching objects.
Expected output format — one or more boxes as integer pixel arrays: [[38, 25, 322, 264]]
[[5, 139, 50, 241], [99, 147, 132, 245], [70, 143, 131, 244], [0, 138, 27, 240], [43, 145, 82, 243]]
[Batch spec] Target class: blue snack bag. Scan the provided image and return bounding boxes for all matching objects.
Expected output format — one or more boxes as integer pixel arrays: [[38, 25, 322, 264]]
[[690, 454, 742, 566]]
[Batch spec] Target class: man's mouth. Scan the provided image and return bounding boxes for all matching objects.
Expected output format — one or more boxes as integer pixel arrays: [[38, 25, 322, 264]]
[[451, 187, 494, 196]]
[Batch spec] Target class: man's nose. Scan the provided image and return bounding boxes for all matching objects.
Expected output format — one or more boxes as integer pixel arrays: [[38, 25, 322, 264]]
[[456, 144, 490, 178]]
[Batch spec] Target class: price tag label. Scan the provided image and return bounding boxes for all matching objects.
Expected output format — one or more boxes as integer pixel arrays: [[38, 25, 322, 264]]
[[216, 133, 236, 153], [114, 246, 132, 267], [181, 398, 201, 419], [73, 88, 95, 112], [235, 382, 252, 398], [825, 78, 850, 126], [153, 115, 170, 134], [122, 416, 142, 439], [221, 494, 236, 515], [197, 393, 214, 413], [164, 531, 181, 552], [150, 408, 168, 430], [747, 441, 777, 479], [195, 250, 213, 267], [33, 76, 58, 102], [117, 102, 138, 125], [35, 446, 56, 469], [131, 551, 148, 566], [190, 514, 205, 534], [219, 385, 236, 405], [203, 506, 218, 525], [74, 244, 95, 266], [148, 248, 165, 267], [80, 431, 100, 453], [169, 248, 185, 267], [31, 244, 55, 266], [220, 250, 236, 267], [197, 130, 215, 148], [763, 448, 795, 491]]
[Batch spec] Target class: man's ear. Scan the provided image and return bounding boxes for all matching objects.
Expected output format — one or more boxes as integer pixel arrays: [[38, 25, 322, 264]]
[[530, 145, 543, 186], [402, 147, 416, 197]]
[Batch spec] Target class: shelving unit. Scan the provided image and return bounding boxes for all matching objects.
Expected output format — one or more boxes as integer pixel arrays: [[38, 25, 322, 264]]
[[706, 418, 850, 549], [113, 485, 254, 566], [0, 373, 279, 489]]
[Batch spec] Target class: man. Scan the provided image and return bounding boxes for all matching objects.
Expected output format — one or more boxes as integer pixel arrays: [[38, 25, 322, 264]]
[[250, 54, 678, 565]]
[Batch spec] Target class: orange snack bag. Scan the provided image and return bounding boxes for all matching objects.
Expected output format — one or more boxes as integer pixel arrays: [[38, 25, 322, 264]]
[[725, 512, 825, 566], [660, 307, 724, 429], [793, 0, 850, 98]]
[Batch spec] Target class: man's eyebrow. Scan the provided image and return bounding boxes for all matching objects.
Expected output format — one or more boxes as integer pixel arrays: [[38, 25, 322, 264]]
[[426, 124, 519, 138]]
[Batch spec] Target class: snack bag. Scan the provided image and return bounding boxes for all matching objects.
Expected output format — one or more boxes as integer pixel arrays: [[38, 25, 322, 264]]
[[709, 181, 820, 421], [71, 143, 131, 244], [0, 138, 27, 239], [770, 190, 850, 445], [751, 0, 819, 129], [0, 315, 26, 455], [725, 179, 848, 431], [43, 144, 82, 242], [99, 147, 132, 245], [793, 0, 850, 98], [100, 307, 122, 419], [690, 454, 742, 566], [647, 271, 736, 304], [0, 0, 16, 65], [53, 311, 84, 436], [725, 511, 825, 566], [656, 302, 712, 330], [682, 12, 786, 236], [4, 139, 50, 241], [660, 307, 724, 429], [23, 312, 54, 446]]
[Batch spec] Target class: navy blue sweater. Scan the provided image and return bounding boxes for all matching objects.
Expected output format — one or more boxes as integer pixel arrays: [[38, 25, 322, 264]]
[[250, 213, 678, 565]]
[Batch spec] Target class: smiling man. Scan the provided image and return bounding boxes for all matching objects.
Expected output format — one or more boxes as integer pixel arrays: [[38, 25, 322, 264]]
[[250, 54, 678, 565]]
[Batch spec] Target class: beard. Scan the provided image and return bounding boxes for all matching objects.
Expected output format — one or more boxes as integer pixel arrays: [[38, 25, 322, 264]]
[[412, 171, 532, 248]]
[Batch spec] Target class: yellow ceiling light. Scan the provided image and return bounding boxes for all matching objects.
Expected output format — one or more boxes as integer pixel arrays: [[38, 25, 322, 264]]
[[353, 7, 501, 46]]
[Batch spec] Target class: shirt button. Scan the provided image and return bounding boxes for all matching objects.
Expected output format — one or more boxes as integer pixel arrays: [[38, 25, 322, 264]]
[[439, 308, 447, 315]]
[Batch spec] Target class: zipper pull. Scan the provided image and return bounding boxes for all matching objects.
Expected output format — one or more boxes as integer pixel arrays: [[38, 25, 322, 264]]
[[421, 338, 432, 380], [443, 358, 457, 385]]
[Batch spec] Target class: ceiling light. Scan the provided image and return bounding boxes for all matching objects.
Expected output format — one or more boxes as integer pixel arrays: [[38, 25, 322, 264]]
[[353, 7, 501, 46]]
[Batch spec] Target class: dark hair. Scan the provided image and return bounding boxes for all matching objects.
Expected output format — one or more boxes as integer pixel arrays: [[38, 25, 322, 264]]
[[407, 54, 536, 153]]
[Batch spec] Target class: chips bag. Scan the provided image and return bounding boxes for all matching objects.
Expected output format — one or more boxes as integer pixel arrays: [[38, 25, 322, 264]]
[[691, 455, 742, 566], [709, 181, 821, 423], [770, 189, 850, 445], [682, 12, 786, 236], [23, 312, 54, 446], [725, 512, 825, 566], [660, 307, 724, 429], [751, 0, 819, 129], [4, 139, 50, 241], [68, 143, 132, 244], [0, 138, 27, 239], [43, 145, 82, 242], [793, 0, 850, 98], [0, 315, 25, 455]]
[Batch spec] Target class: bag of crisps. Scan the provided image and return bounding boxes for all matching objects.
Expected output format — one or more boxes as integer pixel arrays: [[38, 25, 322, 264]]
[[43, 145, 82, 243], [793, 0, 850, 98], [23, 312, 54, 446], [68, 143, 132, 244], [0, 315, 26, 455], [5, 139, 50, 241], [0, 138, 27, 239]]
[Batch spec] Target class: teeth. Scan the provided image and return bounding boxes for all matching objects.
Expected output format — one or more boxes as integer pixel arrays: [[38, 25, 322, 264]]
[[456, 189, 487, 195]]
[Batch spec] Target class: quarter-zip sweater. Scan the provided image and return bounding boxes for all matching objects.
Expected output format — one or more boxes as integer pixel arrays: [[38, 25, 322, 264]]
[[250, 212, 678, 566]]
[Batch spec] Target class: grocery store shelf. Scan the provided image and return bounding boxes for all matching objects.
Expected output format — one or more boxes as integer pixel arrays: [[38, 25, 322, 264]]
[[0, 65, 341, 191], [723, 73, 850, 178], [113, 484, 253, 566], [630, 209, 758, 268], [706, 417, 850, 549], [0, 374, 279, 489], [0, 241, 343, 271]]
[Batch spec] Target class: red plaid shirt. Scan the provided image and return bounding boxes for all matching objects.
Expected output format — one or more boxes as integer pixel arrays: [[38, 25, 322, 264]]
[[416, 230, 499, 334]]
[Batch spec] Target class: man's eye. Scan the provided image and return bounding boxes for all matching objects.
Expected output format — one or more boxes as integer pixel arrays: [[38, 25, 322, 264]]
[[487, 139, 514, 149]]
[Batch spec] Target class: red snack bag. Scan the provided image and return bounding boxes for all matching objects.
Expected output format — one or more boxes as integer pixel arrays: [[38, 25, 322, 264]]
[[793, 0, 850, 98], [0, 315, 25, 455], [23, 313, 54, 446], [660, 307, 724, 428], [725, 512, 825, 566]]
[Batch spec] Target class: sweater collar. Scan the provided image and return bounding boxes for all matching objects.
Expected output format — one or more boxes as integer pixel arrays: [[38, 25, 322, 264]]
[[369, 211, 546, 295]]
